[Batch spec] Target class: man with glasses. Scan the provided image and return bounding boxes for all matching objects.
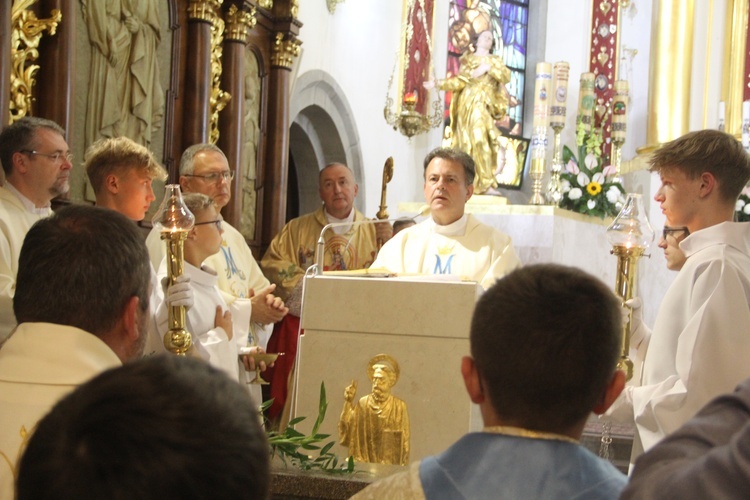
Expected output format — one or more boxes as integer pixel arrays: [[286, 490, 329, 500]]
[[659, 226, 689, 271], [0, 117, 72, 342], [145, 144, 287, 355], [605, 130, 750, 470]]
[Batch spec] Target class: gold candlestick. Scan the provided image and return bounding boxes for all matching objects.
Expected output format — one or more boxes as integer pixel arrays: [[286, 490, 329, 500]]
[[152, 185, 195, 355], [606, 193, 654, 380]]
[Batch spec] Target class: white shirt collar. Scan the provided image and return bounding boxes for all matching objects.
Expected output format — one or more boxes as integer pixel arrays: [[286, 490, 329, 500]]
[[5, 182, 51, 215], [430, 213, 468, 236], [325, 208, 355, 235]]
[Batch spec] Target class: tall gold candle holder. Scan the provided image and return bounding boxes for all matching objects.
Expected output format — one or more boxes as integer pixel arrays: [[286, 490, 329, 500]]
[[152, 185, 195, 355], [546, 62, 569, 205], [530, 62, 552, 205], [606, 193, 654, 380]]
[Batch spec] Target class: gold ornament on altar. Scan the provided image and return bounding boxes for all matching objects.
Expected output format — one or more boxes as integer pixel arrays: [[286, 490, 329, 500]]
[[383, 0, 442, 139], [152, 185, 195, 355], [338, 354, 410, 465], [606, 193, 654, 381]]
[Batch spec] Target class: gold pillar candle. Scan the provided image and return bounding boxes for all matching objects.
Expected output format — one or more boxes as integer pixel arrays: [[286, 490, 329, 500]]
[[550, 62, 570, 128], [611, 80, 629, 142], [577, 72, 595, 133]]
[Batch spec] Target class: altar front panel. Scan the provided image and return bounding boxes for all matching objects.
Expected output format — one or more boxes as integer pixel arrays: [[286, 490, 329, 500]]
[[293, 276, 483, 465]]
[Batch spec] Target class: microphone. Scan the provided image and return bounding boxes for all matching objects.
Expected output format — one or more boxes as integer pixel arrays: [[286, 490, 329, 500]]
[[314, 205, 431, 275]]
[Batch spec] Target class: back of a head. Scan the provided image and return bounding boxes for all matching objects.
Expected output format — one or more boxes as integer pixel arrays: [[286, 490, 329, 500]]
[[649, 129, 750, 201], [0, 116, 65, 176], [16, 355, 270, 500], [470, 264, 621, 433], [84, 136, 166, 195], [13, 205, 150, 337], [179, 143, 226, 176]]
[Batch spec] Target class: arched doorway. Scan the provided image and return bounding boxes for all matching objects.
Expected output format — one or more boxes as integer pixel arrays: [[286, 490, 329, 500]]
[[287, 70, 364, 221]]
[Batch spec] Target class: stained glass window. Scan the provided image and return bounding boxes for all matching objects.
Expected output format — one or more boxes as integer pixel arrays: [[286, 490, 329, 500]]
[[445, 0, 528, 135]]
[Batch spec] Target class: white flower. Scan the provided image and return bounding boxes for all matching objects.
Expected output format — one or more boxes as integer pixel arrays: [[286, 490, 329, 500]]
[[587, 199, 597, 210], [606, 186, 621, 203], [576, 172, 590, 187], [568, 187, 582, 200], [737, 199, 746, 211], [566, 160, 580, 174], [561, 179, 571, 192], [744, 204, 750, 215], [592, 172, 605, 184], [584, 153, 598, 169]]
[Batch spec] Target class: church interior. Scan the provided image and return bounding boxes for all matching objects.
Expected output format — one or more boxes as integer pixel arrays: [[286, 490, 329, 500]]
[[2, 0, 750, 497]]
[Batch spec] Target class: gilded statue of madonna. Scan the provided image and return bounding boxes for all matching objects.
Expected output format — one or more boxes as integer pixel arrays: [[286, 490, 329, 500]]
[[426, 30, 512, 195], [338, 354, 410, 465]]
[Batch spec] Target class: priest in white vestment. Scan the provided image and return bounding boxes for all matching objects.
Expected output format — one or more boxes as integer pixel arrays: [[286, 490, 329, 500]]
[[0, 117, 72, 342], [372, 147, 521, 289], [0, 206, 151, 499]]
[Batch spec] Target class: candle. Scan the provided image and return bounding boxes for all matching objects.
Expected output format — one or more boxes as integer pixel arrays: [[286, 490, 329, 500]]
[[577, 72, 595, 133], [403, 92, 417, 106], [533, 62, 552, 130], [611, 80, 628, 142], [550, 62, 570, 129], [718, 101, 725, 132], [742, 101, 750, 148]]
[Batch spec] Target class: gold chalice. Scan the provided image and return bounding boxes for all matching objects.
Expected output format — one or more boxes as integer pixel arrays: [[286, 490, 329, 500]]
[[247, 352, 282, 385]]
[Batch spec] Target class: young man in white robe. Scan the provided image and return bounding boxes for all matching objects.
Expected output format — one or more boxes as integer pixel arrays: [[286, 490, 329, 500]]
[[84, 136, 192, 356], [372, 147, 520, 290], [605, 129, 750, 467]]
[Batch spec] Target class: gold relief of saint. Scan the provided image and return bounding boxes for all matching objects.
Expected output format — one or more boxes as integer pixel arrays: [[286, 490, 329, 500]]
[[338, 354, 410, 466]]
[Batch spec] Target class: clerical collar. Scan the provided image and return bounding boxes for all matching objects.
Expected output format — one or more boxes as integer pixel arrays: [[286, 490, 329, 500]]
[[483, 425, 579, 445], [430, 213, 468, 236], [325, 209, 354, 235], [5, 182, 50, 215]]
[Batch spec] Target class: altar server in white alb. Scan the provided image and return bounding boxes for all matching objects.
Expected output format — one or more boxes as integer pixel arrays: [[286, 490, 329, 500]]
[[605, 129, 750, 467], [146, 144, 287, 352], [155, 194, 272, 401], [372, 147, 520, 289], [0, 117, 72, 342]]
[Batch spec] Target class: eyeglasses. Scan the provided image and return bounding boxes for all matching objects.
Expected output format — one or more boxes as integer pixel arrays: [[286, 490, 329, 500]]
[[662, 226, 690, 241], [21, 150, 73, 165], [184, 171, 235, 183], [194, 219, 223, 230]]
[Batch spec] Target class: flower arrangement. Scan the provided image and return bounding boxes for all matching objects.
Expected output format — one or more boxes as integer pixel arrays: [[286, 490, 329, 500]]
[[735, 186, 750, 222], [559, 122, 626, 218]]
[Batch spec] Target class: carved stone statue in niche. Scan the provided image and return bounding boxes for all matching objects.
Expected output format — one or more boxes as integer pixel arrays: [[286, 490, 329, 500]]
[[82, 0, 164, 148], [240, 50, 261, 241], [338, 354, 410, 465]]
